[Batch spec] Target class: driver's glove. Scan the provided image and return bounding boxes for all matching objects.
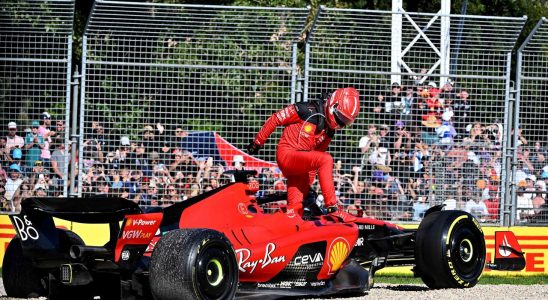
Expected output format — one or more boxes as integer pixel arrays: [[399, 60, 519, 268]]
[[246, 141, 261, 155], [326, 205, 357, 222]]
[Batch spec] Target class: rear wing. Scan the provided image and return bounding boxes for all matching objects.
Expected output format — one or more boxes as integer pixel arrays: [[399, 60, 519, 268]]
[[10, 196, 142, 256], [485, 231, 526, 271]]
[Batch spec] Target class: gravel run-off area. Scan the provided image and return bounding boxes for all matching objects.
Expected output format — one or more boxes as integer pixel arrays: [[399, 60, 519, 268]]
[[0, 281, 547, 299]]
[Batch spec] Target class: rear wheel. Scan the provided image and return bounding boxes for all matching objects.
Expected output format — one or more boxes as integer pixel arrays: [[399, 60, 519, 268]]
[[2, 237, 46, 297], [415, 210, 486, 288], [150, 229, 238, 300]]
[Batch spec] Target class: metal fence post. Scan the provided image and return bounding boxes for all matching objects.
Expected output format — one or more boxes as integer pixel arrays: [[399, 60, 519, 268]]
[[70, 68, 81, 197]]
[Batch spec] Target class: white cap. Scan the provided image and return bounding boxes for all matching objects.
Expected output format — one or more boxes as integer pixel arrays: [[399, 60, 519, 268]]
[[442, 111, 454, 121], [34, 183, 47, 191], [358, 136, 369, 148], [41, 111, 51, 119], [428, 82, 437, 88], [465, 124, 472, 132], [120, 136, 130, 146], [233, 155, 245, 165], [526, 174, 537, 182], [8, 122, 16, 129]]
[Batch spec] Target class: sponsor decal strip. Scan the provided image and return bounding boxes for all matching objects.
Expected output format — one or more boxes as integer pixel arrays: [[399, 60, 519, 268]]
[[486, 244, 548, 250], [485, 236, 548, 240]]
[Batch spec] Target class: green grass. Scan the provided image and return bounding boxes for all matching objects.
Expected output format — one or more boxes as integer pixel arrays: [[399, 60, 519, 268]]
[[375, 273, 548, 285]]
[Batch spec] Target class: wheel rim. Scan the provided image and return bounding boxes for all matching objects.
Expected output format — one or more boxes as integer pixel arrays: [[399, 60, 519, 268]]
[[459, 239, 474, 263], [206, 259, 224, 286], [196, 242, 235, 299], [449, 223, 485, 281]]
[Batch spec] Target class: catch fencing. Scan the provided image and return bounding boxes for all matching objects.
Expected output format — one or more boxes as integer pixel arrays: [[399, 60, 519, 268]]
[[0, 0, 74, 204], [515, 17, 548, 225], [81, 1, 308, 201], [306, 7, 525, 225], [0, 0, 546, 226]]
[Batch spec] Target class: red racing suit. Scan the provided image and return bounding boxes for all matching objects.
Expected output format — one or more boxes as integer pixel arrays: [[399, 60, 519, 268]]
[[253, 101, 336, 215]]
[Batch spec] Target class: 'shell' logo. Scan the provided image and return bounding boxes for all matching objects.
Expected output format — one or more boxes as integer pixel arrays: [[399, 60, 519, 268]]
[[327, 237, 350, 274]]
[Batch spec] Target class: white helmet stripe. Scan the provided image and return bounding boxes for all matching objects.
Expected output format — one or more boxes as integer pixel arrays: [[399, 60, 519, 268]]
[[350, 94, 358, 116]]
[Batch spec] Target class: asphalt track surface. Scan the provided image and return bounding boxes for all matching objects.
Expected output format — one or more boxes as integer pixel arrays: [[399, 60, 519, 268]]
[[1, 282, 547, 299]]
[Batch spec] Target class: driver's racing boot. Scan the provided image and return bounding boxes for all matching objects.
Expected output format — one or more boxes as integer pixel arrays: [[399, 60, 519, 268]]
[[326, 206, 357, 222]]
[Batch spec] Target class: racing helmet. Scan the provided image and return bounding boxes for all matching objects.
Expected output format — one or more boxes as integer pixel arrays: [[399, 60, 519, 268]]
[[325, 87, 360, 130]]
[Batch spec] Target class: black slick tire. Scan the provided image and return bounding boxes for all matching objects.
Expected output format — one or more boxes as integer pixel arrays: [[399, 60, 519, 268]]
[[415, 210, 486, 289], [2, 236, 46, 297], [149, 228, 238, 300]]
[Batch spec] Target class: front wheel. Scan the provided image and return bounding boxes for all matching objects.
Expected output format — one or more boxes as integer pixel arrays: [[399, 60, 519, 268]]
[[149, 228, 238, 300], [415, 210, 486, 288]]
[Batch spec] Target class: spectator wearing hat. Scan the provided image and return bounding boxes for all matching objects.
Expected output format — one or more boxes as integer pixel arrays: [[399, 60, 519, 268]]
[[117, 136, 131, 168], [38, 112, 56, 166], [6, 122, 25, 160], [33, 183, 48, 197], [142, 123, 165, 154], [439, 79, 456, 107], [232, 155, 245, 171], [436, 111, 457, 148], [4, 164, 23, 211], [358, 124, 379, 157], [375, 124, 392, 150], [24, 121, 45, 172]]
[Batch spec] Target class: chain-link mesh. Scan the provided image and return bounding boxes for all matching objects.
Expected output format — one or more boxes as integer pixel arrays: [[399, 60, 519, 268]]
[[515, 18, 548, 224], [0, 0, 74, 210], [306, 7, 525, 223], [81, 1, 308, 208]]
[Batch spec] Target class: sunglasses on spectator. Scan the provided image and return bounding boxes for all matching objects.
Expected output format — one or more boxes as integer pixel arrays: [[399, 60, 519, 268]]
[[33, 126, 39, 129], [8, 128, 16, 131]]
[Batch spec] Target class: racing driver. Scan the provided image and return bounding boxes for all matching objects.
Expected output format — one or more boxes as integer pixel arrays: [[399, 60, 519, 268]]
[[247, 87, 360, 221]]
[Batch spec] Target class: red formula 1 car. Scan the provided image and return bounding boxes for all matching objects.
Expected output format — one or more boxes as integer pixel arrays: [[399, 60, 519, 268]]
[[2, 170, 525, 299]]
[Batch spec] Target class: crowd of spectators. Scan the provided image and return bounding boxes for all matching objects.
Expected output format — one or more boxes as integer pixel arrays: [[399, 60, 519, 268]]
[[2, 83, 547, 223], [348, 78, 548, 223], [1, 112, 66, 212]]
